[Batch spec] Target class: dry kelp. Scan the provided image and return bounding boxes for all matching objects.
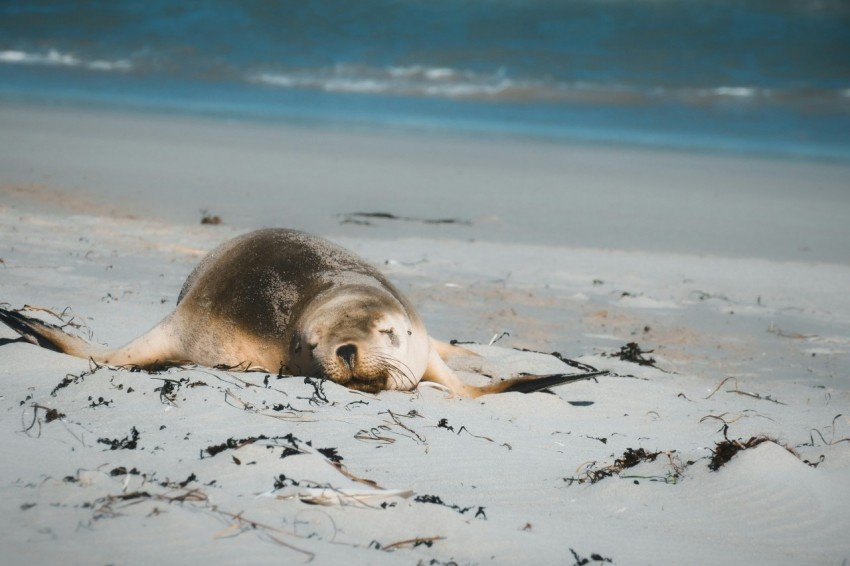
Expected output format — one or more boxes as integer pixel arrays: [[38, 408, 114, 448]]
[[566, 447, 683, 485], [339, 211, 472, 226], [97, 426, 140, 450], [605, 342, 660, 368]]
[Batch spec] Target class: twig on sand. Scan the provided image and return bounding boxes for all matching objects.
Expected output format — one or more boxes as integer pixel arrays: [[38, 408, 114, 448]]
[[379, 535, 446, 551], [705, 376, 785, 405], [699, 410, 776, 427]]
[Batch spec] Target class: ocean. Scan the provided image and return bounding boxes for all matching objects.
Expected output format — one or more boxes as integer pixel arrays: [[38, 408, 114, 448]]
[[1, 0, 849, 160]]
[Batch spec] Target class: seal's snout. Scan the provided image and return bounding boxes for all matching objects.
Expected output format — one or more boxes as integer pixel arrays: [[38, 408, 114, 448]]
[[336, 344, 357, 369]]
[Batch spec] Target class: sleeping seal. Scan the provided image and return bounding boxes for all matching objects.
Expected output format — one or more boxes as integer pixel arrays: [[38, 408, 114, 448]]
[[0, 229, 592, 397]]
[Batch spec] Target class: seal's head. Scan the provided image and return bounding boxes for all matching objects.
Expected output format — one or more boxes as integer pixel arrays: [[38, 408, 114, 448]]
[[292, 285, 427, 393]]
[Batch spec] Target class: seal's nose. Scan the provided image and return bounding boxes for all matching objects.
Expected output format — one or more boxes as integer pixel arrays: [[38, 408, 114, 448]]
[[336, 344, 357, 368]]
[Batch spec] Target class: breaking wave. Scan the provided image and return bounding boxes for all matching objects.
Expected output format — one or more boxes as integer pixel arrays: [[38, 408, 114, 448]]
[[0, 48, 133, 72]]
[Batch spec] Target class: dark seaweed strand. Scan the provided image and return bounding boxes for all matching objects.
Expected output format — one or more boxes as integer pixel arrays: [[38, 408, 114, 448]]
[[513, 348, 601, 373]]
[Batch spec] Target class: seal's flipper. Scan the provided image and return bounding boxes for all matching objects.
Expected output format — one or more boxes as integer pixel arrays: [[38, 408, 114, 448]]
[[489, 371, 608, 394], [0, 307, 99, 356], [420, 342, 606, 398], [0, 306, 181, 369]]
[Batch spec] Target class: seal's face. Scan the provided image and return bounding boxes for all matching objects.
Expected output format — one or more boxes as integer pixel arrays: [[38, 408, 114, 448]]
[[292, 288, 426, 393]]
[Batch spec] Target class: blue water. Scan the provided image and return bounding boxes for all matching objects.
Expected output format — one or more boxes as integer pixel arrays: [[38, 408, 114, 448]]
[[1, 0, 849, 160]]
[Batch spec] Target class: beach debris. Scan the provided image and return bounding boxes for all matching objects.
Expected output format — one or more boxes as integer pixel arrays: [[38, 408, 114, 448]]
[[339, 211, 472, 226], [97, 426, 141, 450], [278, 487, 414, 507], [202, 434, 271, 458], [40, 404, 66, 422], [513, 347, 603, 374], [708, 435, 796, 471], [87, 395, 112, 408], [566, 447, 682, 485], [489, 331, 510, 345], [437, 419, 513, 450], [414, 494, 487, 519], [707, 423, 801, 471], [22, 403, 67, 437], [436, 417, 511, 449], [767, 322, 817, 340], [705, 376, 785, 404], [300, 376, 330, 406], [569, 548, 614, 565], [374, 535, 445, 551], [200, 209, 222, 225], [354, 409, 428, 445], [689, 289, 731, 302], [109, 466, 142, 477], [803, 414, 850, 447], [159, 472, 198, 489], [605, 342, 660, 368]]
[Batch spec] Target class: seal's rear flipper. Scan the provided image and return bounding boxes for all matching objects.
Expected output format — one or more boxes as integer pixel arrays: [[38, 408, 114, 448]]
[[0, 306, 115, 361], [0, 307, 69, 352]]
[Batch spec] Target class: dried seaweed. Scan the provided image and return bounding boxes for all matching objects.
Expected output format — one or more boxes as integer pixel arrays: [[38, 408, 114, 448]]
[[376, 410, 427, 445], [51, 363, 102, 396], [709, 436, 771, 471], [605, 342, 661, 368], [436, 417, 511, 449], [109, 467, 141, 477], [512, 348, 602, 374], [200, 209, 222, 225], [708, 428, 798, 471], [339, 211, 472, 226], [414, 494, 486, 519], [22, 403, 67, 437], [803, 414, 850, 447], [570, 548, 614, 565], [317, 447, 343, 463], [566, 447, 681, 485], [97, 426, 140, 450], [203, 435, 269, 458], [300, 376, 329, 406]]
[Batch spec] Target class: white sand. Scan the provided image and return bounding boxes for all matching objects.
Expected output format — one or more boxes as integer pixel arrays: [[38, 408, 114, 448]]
[[1, 103, 849, 565]]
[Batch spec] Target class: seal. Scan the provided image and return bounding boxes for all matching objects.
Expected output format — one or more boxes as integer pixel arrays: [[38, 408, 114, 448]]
[[0, 229, 594, 397]]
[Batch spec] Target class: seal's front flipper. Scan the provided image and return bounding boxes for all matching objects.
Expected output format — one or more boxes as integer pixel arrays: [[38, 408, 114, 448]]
[[420, 342, 607, 398], [495, 371, 608, 394]]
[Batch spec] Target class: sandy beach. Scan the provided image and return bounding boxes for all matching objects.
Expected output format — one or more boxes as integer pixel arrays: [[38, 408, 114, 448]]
[[1, 103, 849, 565]]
